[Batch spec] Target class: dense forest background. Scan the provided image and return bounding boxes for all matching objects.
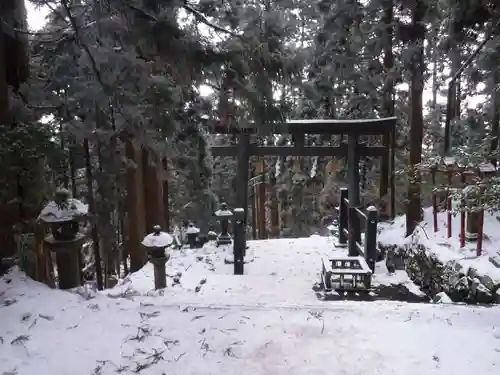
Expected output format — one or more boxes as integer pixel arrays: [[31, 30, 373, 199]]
[[1, 0, 500, 275]]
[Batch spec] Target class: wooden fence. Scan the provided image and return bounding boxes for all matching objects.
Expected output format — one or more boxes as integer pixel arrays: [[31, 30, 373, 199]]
[[337, 188, 378, 271]]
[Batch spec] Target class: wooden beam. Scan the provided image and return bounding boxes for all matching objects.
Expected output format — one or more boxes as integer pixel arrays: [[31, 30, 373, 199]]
[[211, 144, 386, 157], [209, 117, 396, 135]]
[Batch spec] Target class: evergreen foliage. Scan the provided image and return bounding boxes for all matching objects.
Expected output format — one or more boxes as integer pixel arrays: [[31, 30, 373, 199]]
[[1, 0, 500, 259]]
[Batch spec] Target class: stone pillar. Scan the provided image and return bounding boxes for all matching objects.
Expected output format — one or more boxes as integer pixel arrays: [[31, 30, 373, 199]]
[[465, 210, 480, 241]]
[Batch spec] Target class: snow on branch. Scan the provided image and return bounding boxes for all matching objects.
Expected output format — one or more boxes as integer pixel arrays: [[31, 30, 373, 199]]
[[182, 3, 244, 40]]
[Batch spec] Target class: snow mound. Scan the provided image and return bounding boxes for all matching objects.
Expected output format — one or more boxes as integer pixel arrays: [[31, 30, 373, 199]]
[[379, 207, 500, 283]]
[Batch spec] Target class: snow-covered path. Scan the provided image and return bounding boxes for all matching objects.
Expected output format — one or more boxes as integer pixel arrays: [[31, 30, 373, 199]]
[[1, 236, 500, 375]]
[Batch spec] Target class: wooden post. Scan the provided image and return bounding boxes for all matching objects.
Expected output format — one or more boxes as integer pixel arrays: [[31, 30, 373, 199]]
[[269, 174, 279, 238], [251, 189, 257, 239], [460, 170, 466, 247], [256, 158, 266, 239], [250, 169, 257, 240], [431, 166, 438, 232], [389, 125, 396, 219], [379, 135, 390, 216], [347, 135, 361, 256], [364, 206, 378, 272], [235, 134, 250, 250], [447, 168, 452, 238], [459, 208, 466, 247], [338, 188, 348, 246], [233, 208, 245, 275], [477, 208, 484, 256], [125, 138, 147, 272]]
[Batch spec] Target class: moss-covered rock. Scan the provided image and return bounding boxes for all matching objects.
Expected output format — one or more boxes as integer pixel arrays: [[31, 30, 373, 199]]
[[378, 241, 500, 305]]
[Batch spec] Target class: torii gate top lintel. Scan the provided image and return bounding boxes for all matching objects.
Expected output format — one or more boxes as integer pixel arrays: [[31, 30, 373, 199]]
[[211, 116, 397, 227], [210, 117, 397, 135]]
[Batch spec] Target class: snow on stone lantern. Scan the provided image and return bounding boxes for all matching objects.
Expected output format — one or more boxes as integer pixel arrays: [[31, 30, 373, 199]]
[[142, 225, 173, 290], [214, 202, 233, 246], [207, 227, 218, 242], [39, 188, 88, 241], [38, 188, 88, 290], [478, 161, 496, 179], [185, 223, 200, 248]]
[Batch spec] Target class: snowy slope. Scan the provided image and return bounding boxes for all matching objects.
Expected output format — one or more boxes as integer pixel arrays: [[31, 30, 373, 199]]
[[1, 236, 500, 375], [379, 208, 500, 283]]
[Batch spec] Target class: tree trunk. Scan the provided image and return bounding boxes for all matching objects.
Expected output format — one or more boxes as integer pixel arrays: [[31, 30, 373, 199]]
[[490, 65, 500, 166], [406, 0, 427, 236], [162, 158, 170, 230], [380, 0, 394, 215], [125, 138, 147, 272], [84, 138, 103, 290], [449, 10, 462, 139], [142, 148, 165, 232]]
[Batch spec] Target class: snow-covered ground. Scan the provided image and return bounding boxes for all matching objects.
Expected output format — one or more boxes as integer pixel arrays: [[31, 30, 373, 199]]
[[379, 207, 500, 283], [1, 236, 500, 375]]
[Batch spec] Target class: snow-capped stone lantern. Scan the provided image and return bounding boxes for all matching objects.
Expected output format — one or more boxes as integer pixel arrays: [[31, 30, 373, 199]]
[[214, 202, 233, 246], [207, 227, 218, 241], [141, 225, 173, 290], [38, 188, 88, 290], [478, 161, 496, 179], [38, 188, 87, 241], [185, 223, 200, 249]]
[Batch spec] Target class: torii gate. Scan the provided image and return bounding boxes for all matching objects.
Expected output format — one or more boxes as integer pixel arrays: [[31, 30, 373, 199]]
[[209, 117, 397, 244]]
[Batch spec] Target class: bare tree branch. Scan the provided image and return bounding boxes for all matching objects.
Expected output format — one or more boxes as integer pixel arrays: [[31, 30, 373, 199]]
[[16, 90, 63, 111], [0, 18, 67, 36], [59, 0, 107, 91], [182, 3, 244, 40]]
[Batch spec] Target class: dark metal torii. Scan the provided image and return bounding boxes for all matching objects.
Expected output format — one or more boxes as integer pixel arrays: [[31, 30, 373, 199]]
[[209, 117, 397, 272]]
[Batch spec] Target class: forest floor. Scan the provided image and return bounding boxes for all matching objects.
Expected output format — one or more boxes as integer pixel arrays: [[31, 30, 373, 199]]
[[1, 236, 500, 375]]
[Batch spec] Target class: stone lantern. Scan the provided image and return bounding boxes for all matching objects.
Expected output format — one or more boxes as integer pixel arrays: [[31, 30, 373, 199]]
[[141, 225, 173, 289], [214, 202, 233, 246], [207, 227, 218, 242], [185, 223, 200, 248], [478, 161, 496, 179], [464, 162, 495, 241], [38, 188, 88, 289]]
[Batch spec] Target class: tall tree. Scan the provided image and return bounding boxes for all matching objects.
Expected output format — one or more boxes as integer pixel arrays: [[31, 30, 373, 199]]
[[406, 0, 427, 235]]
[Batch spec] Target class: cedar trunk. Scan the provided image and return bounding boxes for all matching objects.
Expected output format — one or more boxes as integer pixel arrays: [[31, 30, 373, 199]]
[[406, 0, 427, 236], [380, 0, 394, 215]]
